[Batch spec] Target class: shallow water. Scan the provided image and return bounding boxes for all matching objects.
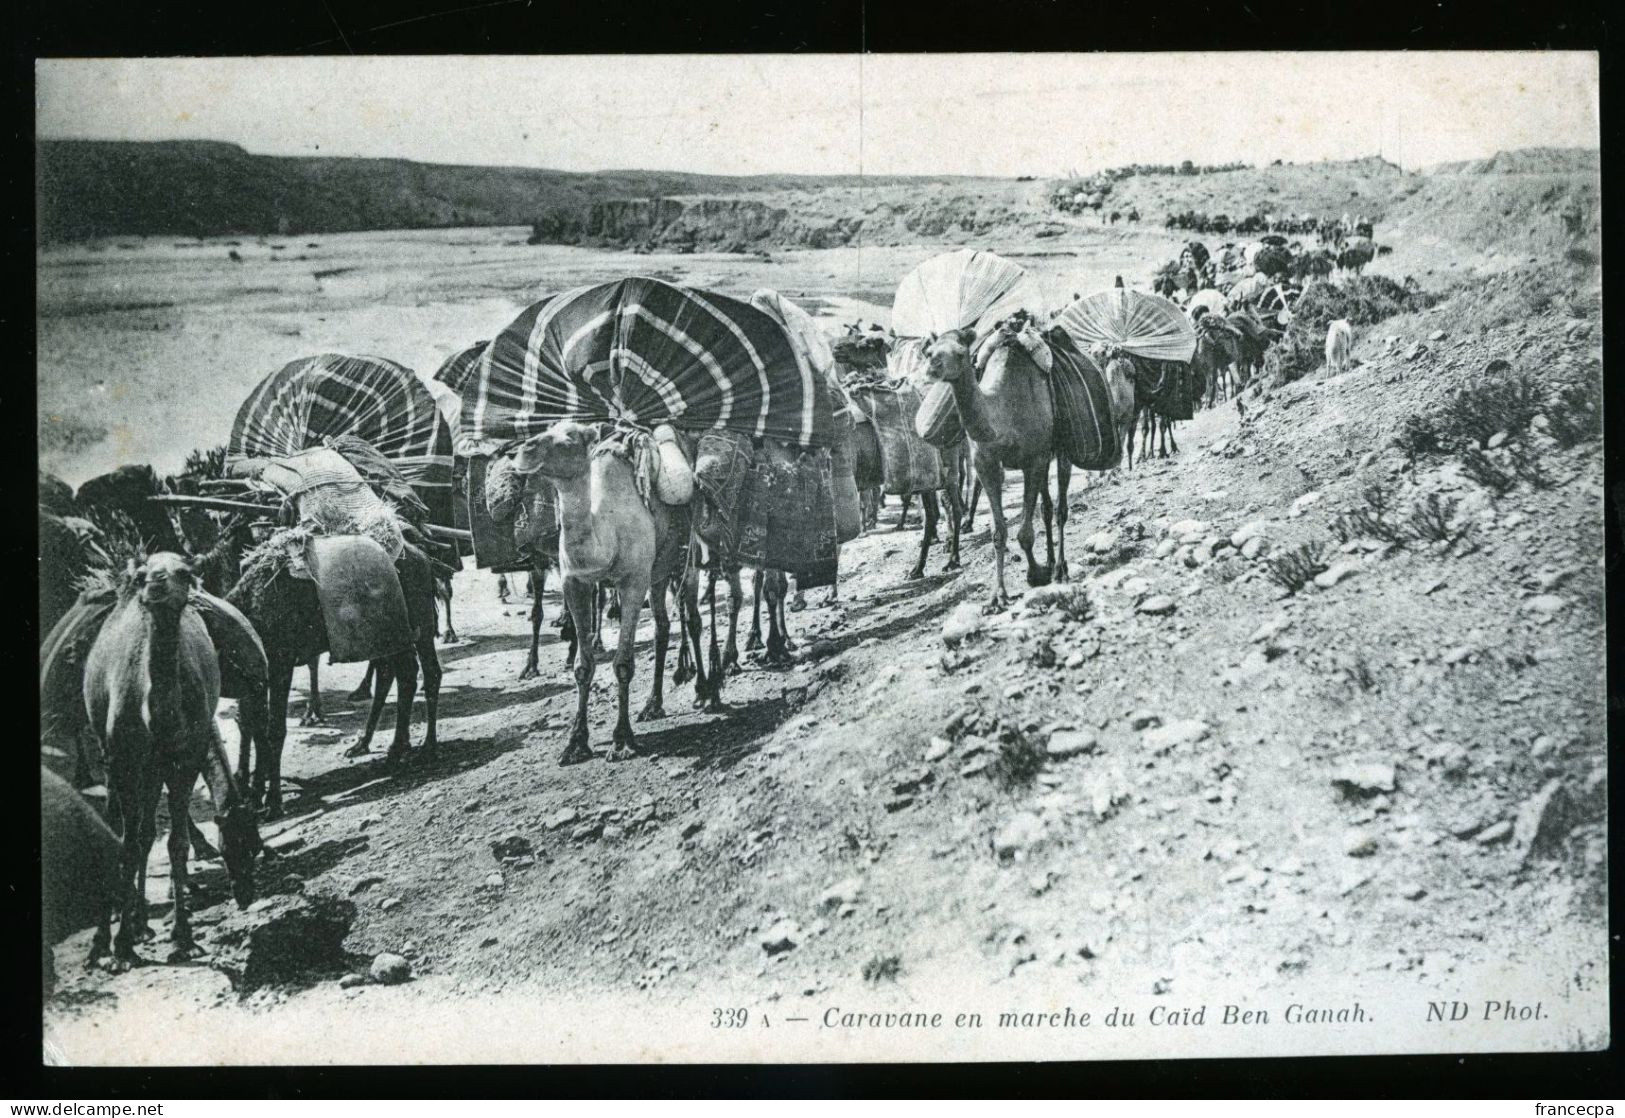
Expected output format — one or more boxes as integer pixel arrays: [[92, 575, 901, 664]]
[[38, 225, 1175, 486]]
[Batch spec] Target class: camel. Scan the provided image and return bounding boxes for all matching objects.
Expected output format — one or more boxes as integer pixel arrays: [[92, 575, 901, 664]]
[[81, 554, 262, 967], [227, 536, 437, 816], [924, 320, 1068, 607], [513, 422, 686, 764]]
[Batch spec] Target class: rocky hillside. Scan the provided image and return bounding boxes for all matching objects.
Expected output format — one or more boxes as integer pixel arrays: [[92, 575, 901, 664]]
[[34, 140, 956, 241]]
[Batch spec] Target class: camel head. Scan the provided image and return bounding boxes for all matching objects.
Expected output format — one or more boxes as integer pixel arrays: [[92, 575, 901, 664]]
[[923, 327, 977, 385], [135, 552, 196, 612], [216, 801, 263, 909], [513, 421, 596, 481]]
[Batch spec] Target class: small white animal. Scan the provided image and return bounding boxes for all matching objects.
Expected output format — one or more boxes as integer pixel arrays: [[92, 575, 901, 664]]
[[1325, 318, 1354, 375]]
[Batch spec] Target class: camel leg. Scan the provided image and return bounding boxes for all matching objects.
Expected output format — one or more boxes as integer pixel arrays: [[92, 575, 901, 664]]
[[497, 573, 510, 602], [384, 649, 418, 765], [560, 578, 596, 766], [790, 576, 806, 612], [416, 636, 441, 754], [110, 754, 158, 967], [764, 571, 791, 665], [609, 578, 647, 761], [962, 475, 982, 532], [348, 659, 394, 757], [1126, 405, 1139, 471], [682, 572, 713, 709], [347, 663, 374, 703], [591, 585, 607, 657], [975, 448, 1011, 608], [909, 491, 938, 580], [673, 569, 697, 686], [723, 566, 743, 675], [1040, 482, 1056, 576], [1166, 420, 1180, 457], [165, 772, 197, 960], [1019, 467, 1051, 587], [300, 659, 327, 726], [778, 582, 796, 652], [638, 578, 671, 723], [745, 569, 764, 651], [945, 474, 964, 570], [520, 565, 547, 680], [256, 661, 295, 819], [1054, 459, 1073, 582], [895, 492, 913, 531], [439, 579, 457, 644]]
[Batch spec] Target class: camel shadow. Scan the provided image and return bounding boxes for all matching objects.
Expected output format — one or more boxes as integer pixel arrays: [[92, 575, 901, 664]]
[[628, 693, 797, 771], [273, 734, 528, 821], [260, 835, 372, 893]]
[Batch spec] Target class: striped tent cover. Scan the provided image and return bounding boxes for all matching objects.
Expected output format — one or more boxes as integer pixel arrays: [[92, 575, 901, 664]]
[[227, 353, 455, 522], [433, 341, 488, 394], [1055, 289, 1197, 364], [464, 278, 833, 448]]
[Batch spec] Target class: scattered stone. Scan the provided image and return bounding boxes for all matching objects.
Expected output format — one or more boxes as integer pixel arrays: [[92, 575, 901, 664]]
[[1400, 884, 1428, 902], [1523, 595, 1567, 618], [1143, 719, 1210, 754], [571, 819, 605, 843], [1423, 578, 1448, 595], [1230, 520, 1270, 548], [1331, 762, 1397, 797], [993, 812, 1046, 861], [1167, 519, 1209, 540], [1240, 537, 1265, 560], [462, 799, 482, 814], [338, 972, 366, 989], [808, 638, 838, 660], [1085, 530, 1119, 554], [1314, 561, 1361, 589], [1137, 595, 1176, 616], [490, 836, 534, 862], [349, 874, 386, 896], [1290, 491, 1322, 517], [884, 796, 916, 813], [1511, 779, 1569, 865], [1443, 647, 1473, 666], [1154, 539, 1178, 559], [1343, 830, 1379, 858], [1487, 431, 1508, 449], [959, 756, 993, 778], [942, 602, 985, 648], [483, 872, 505, 888], [1121, 576, 1151, 598], [924, 736, 953, 762], [1428, 329, 1446, 342], [380, 897, 402, 912], [545, 808, 580, 831], [681, 819, 705, 840], [369, 953, 412, 985], [892, 768, 935, 796], [1474, 820, 1514, 846], [1128, 710, 1162, 730], [1249, 615, 1293, 644], [1046, 730, 1099, 759], [1404, 342, 1427, 362], [760, 920, 801, 955], [818, 878, 864, 913]]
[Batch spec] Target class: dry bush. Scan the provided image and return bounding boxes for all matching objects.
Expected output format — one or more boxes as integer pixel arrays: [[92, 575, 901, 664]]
[[1405, 493, 1472, 549], [1392, 414, 1446, 461], [1264, 541, 1330, 594], [1331, 484, 1407, 545], [1437, 369, 1546, 449], [991, 727, 1047, 790], [1459, 447, 1517, 495], [1266, 276, 1431, 384], [862, 954, 902, 984]]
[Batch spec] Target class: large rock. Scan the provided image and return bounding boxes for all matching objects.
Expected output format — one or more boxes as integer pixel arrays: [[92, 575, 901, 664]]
[[242, 896, 357, 992], [1230, 520, 1271, 548], [369, 952, 412, 985], [942, 602, 985, 648], [1511, 779, 1570, 865], [993, 812, 1046, 861], [1136, 595, 1176, 616], [1143, 719, 1210, 753], [1046, 730, 1098, 759], [1314, 561, 1362, 589], [760, 919, 801, 955], [1331, 762, 1397, 798]]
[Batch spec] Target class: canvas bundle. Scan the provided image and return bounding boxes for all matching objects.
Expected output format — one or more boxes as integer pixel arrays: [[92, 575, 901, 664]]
[[1046, 326, 1121, 470], [828, 407, 863, 545], [735, 446, 837, 577], [693, 429, 754, 552], [851, 384, 947, 495]]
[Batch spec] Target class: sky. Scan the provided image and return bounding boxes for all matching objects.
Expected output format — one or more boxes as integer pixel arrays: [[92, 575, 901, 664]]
[[36, 53, 1599, 177]]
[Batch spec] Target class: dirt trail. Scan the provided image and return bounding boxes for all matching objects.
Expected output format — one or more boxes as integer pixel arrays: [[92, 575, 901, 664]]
[[44, 264, 1607, 1062]]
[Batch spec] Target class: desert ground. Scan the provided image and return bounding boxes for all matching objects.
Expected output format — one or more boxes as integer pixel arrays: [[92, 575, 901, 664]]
[[39, 187, 1608, 1062]]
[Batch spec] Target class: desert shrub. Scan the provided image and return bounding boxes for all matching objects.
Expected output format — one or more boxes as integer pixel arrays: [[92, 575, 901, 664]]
[[1459, 447, 1517, 495], [862, 955, 902, 984], [1437, 369, 1547, 449], [1264, 541, 1330, 594], [1330, 483, 1407, 544], [1547, 378, 1603, 449], [1392, 413, 1445, 460], [991, 727, 1047, 790], [1023, 582, 1093, 623], [1405, 493, 1472, 549], [1266, 276, 1431, 384]]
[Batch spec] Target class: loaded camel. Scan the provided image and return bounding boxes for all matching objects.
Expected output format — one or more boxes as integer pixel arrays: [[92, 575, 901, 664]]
[[512, 422, 690, 764], [924, 316, 1069, 607], [81, 553, 262, 967]]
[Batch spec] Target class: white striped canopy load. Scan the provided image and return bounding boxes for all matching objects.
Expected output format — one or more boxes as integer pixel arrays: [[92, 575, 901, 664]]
[[227, 353, 455, 518], [891, 249, 1041, 338], [1054, 289, 1197, 364], [427, 341, 490, 456], [466, 277, 833, 448]]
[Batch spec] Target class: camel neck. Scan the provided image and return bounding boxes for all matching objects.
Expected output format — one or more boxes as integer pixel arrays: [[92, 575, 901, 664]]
[[946, 353, 1000, 444], [144, 602, 186, 730], [544, 471, 605, 570]]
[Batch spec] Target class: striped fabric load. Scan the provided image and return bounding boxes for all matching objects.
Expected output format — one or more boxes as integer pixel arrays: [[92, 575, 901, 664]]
[[227, 353, 455, 523], [464, 277, 833, 449], [1045, 327, 1121, 471]]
